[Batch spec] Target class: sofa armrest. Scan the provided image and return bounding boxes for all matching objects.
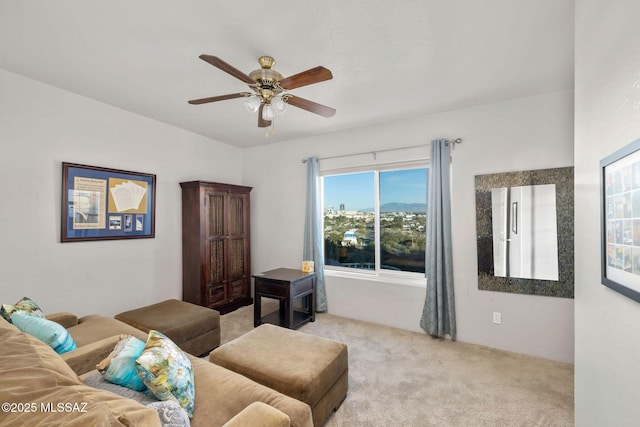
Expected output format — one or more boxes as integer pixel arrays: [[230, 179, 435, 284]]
[[223, 402, 291, 427], [61, 335, 121, 376], [46, 312, 79, 328]]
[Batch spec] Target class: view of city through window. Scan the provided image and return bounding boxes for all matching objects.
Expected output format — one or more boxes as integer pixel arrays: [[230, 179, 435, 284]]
[[323, 167, 428, 273]]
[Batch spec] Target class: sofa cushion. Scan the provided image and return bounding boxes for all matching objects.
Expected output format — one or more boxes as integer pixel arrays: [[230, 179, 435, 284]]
[[136, 330, 195, 418], [222, 401, 291, 427], [63, 335, 123, 377], [187, 356, 313, 427], [0, 317, 161, 426], [46, 311, 79, 328], [11, 311, 77, 354], [1, 296, 45, 322], [97, 335, 147, 391], [69, 314, 148, 347]]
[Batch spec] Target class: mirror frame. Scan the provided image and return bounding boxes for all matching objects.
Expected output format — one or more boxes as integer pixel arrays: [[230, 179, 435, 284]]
[[475, 166, 574, 298]]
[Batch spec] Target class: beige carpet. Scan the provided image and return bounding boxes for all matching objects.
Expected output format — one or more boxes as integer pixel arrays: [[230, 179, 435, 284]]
[[219, 302, 574, 426]]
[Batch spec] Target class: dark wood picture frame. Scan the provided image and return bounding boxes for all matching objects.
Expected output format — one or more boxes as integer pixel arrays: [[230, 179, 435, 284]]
[[61, 162, 156, 242], [600, 138, 640, 303]]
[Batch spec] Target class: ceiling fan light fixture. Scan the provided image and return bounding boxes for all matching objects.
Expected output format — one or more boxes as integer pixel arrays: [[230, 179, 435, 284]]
[[244, 96, 261, 113], [262, 104, 274, 121], [271, 96, 287, 115]]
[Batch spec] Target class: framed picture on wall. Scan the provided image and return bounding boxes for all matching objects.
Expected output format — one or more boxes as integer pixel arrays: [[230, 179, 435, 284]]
[[61, 162, 156, 242], [600, 138, 640, 303]]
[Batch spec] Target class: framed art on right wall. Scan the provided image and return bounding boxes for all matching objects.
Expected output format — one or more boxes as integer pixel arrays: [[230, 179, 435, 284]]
[[600, 138, 640, 303]]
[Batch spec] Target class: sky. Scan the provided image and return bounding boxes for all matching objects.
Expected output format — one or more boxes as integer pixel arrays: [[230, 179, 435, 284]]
[[323, 168, 427, 211]]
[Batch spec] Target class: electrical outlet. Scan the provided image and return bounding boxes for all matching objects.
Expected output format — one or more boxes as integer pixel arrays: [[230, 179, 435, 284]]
[[492, 312, 502, 324]]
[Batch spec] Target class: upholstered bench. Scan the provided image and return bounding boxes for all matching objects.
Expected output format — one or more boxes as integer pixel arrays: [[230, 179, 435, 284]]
[[210, 323, 348, 426], [115, 299, 220, 356]]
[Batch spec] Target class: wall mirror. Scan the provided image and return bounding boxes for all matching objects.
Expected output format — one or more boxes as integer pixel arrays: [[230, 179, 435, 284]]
[[475, 167, 574, 298], [491, 184, 559, 281]]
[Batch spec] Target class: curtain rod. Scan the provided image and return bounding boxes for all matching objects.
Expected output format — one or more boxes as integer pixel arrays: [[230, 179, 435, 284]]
[[301, 138, 461, 163]]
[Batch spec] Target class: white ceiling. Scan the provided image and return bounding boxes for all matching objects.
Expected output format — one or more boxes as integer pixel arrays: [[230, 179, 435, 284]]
[[0, 1, 574, 149]]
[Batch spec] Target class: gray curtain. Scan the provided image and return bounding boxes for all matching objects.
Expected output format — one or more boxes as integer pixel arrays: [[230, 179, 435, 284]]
[[304, 156, 328, 312], [420, 140, 456, 339]]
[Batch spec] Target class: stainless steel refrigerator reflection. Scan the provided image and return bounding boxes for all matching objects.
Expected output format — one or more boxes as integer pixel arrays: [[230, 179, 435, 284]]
[[491, 184, 559, 281]]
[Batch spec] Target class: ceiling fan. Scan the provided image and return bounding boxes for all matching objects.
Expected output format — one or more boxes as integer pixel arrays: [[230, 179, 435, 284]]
[[188, 55, 336, 131]]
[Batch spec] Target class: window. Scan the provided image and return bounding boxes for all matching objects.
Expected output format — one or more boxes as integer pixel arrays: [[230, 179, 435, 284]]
[[323, 165, 428, 275]]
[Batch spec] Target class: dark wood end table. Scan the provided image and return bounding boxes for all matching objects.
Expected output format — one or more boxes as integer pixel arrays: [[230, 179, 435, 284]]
[[253, 268, 316, 329]]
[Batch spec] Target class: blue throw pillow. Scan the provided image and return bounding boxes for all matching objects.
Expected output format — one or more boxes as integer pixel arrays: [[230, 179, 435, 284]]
[[97, 335, 147, 391], [136, 330, 195, 418], [11, 311, 76, 354]]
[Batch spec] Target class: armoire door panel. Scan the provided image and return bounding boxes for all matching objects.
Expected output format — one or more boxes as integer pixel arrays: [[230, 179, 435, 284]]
[[208, 238, 225, 285], [207, 193, 225, 237], [228, 238, 245, 280], [228, 195, 245, 236]]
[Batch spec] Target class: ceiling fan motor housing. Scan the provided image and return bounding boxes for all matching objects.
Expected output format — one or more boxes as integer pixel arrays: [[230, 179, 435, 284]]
[[248, 57, 285, 104], [249, 69, 283, 89]]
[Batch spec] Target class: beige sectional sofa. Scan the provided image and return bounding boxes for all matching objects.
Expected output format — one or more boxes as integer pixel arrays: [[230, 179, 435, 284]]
[[49, 312, 150, 376], [0, 313, 313, 426]]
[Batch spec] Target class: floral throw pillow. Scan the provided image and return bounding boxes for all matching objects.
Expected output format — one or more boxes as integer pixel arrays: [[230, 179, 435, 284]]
[[135, 330, 195, 418], [1, 297, 45, 323]]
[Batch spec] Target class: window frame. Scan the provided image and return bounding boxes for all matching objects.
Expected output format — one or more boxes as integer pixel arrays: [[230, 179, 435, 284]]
[[321, 160, 429, 280]]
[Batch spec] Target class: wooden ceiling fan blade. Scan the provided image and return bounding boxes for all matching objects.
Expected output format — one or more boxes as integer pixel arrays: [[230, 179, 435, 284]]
[[286, 95, 336, 117], [257, 104, 272, 128], [199, 55, 255, 85], [279, 66, 333, 90], [188, 92, 251, 105]]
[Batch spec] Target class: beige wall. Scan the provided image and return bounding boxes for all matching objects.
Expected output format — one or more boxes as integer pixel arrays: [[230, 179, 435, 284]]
[[0, 69, 243, 317], [244, 90, 575, 363], [575, 0, 640, 424]]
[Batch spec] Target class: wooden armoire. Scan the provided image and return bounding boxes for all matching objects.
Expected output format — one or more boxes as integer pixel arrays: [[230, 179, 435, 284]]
[[180, 181, 253, 314]]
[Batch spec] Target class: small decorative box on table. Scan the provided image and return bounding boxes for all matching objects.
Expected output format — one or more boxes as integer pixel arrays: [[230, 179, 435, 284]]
[[253, 268, 316, 329]]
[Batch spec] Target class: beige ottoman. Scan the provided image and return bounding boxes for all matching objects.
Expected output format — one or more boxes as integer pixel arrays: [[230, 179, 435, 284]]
[[210, 323, 348, 426], [115, 299, 220, 356]]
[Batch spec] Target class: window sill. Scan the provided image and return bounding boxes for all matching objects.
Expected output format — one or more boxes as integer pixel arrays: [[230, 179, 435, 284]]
[[324, 268, 426, 288]]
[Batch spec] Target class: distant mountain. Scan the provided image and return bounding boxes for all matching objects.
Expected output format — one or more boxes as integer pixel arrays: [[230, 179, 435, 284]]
[[361, 203, 426, 213]]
